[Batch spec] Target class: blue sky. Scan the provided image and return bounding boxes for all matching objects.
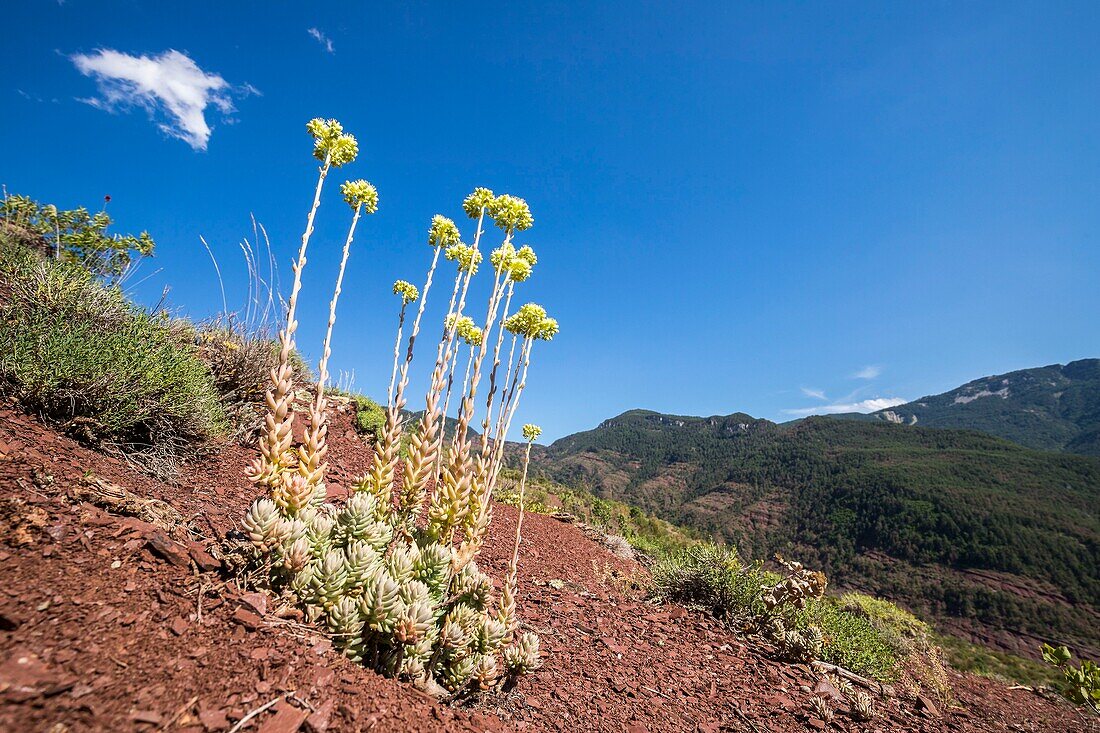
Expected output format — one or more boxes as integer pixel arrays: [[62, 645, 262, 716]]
[[3, 1, 1099, 441]]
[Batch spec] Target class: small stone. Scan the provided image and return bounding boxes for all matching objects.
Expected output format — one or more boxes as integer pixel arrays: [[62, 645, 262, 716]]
[[917, 694, 941, 717], [146, 532, 190, 568], [241, 592, 268, 615], [303, 699, 334, 733], [187, 542, 222, 572], [198, 708, 230, 731], [132, 710, 162, 725], [807, 717, 826, 730], [170, 617, 189, 636], [257, 700, 309, 733], [813, 678, 844, 703], [232, 608, 264, 630]]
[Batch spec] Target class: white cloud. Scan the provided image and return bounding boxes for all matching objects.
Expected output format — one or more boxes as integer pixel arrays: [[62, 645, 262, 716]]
[[783, 396, 907, 417], [853, 365, 882, 379], [71, 49, 247, 150], [308, 27, 335, 54], [800, 387, 827, 400]]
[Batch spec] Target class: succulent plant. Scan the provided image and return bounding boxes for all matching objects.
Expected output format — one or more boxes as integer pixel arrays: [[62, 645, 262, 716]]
[[809, 695, 834, 723], [503, 632, 542, 675], [307, 118, 359, 167], [489, 194, 533, 234], [462, 187, 495, 219], [244, 168, 552, 695], [851, 691, 875, 721]]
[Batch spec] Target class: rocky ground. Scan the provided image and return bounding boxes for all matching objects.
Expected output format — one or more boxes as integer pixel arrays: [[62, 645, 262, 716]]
[[1, 400, 1096, 732]]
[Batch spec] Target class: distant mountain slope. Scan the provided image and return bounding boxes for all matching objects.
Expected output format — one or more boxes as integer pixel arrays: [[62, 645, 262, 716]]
[[530, 409, 1100, 658], [829, 359, 1100, 455]]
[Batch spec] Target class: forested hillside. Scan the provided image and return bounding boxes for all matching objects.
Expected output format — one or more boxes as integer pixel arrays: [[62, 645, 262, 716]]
[[530, 410, 1100, 658]]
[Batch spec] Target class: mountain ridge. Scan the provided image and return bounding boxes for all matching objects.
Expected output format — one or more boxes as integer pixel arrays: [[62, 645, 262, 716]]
[[826, 358, 1100, 455]]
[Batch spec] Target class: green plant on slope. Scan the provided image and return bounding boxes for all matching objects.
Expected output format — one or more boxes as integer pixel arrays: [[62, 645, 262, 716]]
[[1, 192, 154, 279], [244, 121, 555, 696], [650, 542, 923, 682], [347, 393, 386, 438], [1042, 644, 1100, 711], [0, 239, 225, 475]]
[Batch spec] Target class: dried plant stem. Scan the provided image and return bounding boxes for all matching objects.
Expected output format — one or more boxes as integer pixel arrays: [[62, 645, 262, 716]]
[[301, 203, 361, 487], [453, 262, 508, 450], [479, 280, 515, 458], [483, 339, 535, 514], [387, 303, 408, 409], [400, 245, 443, 376], [499, 438, 533, 632], [256, 154, 331, 479], [446, 346, 476, 449], [490, 333, 520, 450]]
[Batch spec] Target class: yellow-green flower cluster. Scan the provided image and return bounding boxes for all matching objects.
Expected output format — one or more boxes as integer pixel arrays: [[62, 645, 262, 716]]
[[462, 187, 495, 219], [342, 179, 379, 213], [428, 215, 461, 248], [521, 424, 542, 442], [489, 195, 533, 234], [510, 245, 537, 282], [447, 314, 482, 346], [392, 279, 419, 305], [503, 303, 558, 340], [307, 118, 359, 167], [536, 317, 559, 341], [445, 243, 483, 274], [489, 243, 516, 274], [488, 243, 537, 283]]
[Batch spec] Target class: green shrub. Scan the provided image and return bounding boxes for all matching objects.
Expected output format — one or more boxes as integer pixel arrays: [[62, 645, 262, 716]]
[[651, 544, 770, 625], [1042, 644, 1100, 711], [804, 600, 899, 681], [839, 592, 928, 643], [349, 394, 385, 437], [1, 193, 154, 279], [0, 240, 225, 473]]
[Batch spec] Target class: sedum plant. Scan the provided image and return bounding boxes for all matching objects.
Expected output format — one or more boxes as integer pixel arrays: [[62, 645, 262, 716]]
[[243, 132, 552, 696]]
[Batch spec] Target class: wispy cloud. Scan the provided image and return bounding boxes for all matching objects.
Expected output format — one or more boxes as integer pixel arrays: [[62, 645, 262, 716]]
[[800, 387, 827, 400], [308, 27, 335, 54], [783, 396, 907, 417], [853, 364, 882, 379], [71, 49, 252, 150]]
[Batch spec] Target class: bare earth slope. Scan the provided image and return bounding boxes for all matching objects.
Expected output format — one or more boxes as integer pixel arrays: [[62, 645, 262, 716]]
[[0, 402, 1095, 732]]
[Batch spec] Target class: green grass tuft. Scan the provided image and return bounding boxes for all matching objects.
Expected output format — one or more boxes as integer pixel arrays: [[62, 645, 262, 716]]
[[0, 238, 226, 474]]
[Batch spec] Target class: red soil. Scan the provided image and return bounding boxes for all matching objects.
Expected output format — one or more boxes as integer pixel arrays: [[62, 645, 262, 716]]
[[1, 401, 1096, 732]]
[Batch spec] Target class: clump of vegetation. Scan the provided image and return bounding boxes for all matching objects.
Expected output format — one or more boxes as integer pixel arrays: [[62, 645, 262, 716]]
[[195, 323, 314, 442], [243, 119, 558, 696], [1, 191, 154, 279], [347, 393, 386, 437], [650, 543, 948, 683], [0, 236, 225, 475], [652, 544, 770, 625], [1042, 644, 1100, 711]]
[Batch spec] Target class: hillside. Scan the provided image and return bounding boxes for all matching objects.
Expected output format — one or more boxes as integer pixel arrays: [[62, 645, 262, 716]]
[[529, 409, 1100, 658], [9, 403, 1097, 731], [829, 359, 1100, 455]]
